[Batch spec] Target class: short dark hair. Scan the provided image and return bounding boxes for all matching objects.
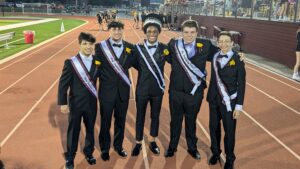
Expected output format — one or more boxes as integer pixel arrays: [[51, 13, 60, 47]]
[[217, 31, 233, 41], [181, 20, 199, 31], [107, 21, 124, 30], [78, 32, 96, 44]]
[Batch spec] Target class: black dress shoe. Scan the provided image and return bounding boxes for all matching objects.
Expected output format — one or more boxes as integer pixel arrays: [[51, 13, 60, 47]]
[[131, 143, 142, 156], [164, 148, 176, 157], [101, 152, 110, 161], [65, 160, 74, 169], [187, 149, 201, 160], [115, 148, 128, 158], [85, 155, 96, 165], [209, 155, 220, 165], [149, 141, 160, 155], [224, 160, 234, 169]]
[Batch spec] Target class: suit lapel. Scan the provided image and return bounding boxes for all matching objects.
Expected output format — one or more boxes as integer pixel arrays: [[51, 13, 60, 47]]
[[153, 43, 162, 59], [194, 39, 201, 56], [90, 57, 96, 78], [115, 41, 126, 66]]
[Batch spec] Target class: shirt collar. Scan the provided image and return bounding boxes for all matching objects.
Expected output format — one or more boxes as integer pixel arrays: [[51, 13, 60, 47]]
[[109, 38, 123, 46], [146, 40, 158, 47], [184, 40, 196, 47], [79, 52, 93, 61], [220, 50, 234, 58]]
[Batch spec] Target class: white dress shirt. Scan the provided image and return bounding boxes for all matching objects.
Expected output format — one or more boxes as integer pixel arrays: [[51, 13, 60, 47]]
[[184, 40, 196, 59], [109, 38, 124, 59], [146, 40, 159, 56], [218, 50, 234, 69], [79, 52, 93, 71]]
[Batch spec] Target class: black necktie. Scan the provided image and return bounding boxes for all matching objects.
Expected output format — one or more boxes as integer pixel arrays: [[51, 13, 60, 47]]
[[112, 43, 122, 48], [218, 54, 228, 59], [148, 45, 157, 49]]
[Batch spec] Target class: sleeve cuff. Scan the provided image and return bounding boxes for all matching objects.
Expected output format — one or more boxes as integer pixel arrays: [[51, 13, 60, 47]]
[[235, 104, 243, 111]]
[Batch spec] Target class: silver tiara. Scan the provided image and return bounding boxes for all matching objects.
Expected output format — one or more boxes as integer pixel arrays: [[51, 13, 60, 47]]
[[143, 18, 162, 28]]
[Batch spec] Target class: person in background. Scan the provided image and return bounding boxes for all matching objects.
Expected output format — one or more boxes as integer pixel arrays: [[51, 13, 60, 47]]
[[293, 25, 300, 81], [96, 12, 103, 31], [288, 0, 296, 21]]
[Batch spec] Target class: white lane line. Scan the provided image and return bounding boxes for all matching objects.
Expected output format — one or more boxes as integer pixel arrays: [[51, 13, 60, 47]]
[[129, 69, 150, 169], [0, 20, 89, 68], [0, 37, 78, 95], [196, 120, 226, 162], [245, 60, 300, 85], [0, 78, 59, 149], [242, 110, 300, 161], [246, 65, 300, 91], [247, 82, 300, 116]]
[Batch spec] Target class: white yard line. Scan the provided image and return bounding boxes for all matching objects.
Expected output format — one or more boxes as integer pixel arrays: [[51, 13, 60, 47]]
[[0, 78, 59, 149], [0, 18, 59, 31], [0, 21, 88, 66]]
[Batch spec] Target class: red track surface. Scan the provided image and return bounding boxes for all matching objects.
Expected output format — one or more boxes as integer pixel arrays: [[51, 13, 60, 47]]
[[0, 16, 300, 169]]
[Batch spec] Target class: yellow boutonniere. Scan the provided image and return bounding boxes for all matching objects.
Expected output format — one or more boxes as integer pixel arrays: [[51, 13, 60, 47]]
[[229, 59, 235, 66], [125, 47, 131, 54], [196, 43, 203, 48], [95, 60, 101, 66], [163, 49, 169, 56]]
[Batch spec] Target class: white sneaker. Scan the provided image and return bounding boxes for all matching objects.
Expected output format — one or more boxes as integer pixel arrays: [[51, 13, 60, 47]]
[[292, 73, 300, 81]]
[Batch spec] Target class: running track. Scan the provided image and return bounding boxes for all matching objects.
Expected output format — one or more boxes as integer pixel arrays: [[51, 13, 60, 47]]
[[0, 16, 299, 169]]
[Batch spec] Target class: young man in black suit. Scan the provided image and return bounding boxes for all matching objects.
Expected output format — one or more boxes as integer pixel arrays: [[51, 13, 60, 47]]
[[207, 31, 246, 169], [165, 20, 219, 160], [58, 32, 98, 169], [131, 14, 169, 156], [95, 21, 134, 161]]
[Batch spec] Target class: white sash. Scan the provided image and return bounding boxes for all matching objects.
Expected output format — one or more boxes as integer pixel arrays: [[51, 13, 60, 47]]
[[70, 55, 97, 98], [136, 44, 165, 91], [174, 38, 206, 95], [99, 40, 131, 86], [213, 51, 237, 112]]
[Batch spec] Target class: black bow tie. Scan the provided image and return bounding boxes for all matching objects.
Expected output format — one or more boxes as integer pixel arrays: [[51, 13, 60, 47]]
[[112, 43, 122, 48], [218, 54, 228, 58], [147, 45, 157, 49]]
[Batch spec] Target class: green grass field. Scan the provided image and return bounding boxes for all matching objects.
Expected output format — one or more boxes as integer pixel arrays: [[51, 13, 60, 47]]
[[0, 19, 31, 26], [0, 18, 85, 60]]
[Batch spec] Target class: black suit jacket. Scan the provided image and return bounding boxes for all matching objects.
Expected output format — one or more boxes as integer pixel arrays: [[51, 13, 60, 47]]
[[206, 51, 246, 106], [57, 54, 98, 113], [95, 39, 135, 102], [132, 42, 168, 97], [167, 38, 218, 95]]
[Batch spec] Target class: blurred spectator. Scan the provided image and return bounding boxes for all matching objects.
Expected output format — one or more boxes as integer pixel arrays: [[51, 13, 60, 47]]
[[278, 0, 288, 20], [288, 0, 296, 21], [293, 25, 300, 81]]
